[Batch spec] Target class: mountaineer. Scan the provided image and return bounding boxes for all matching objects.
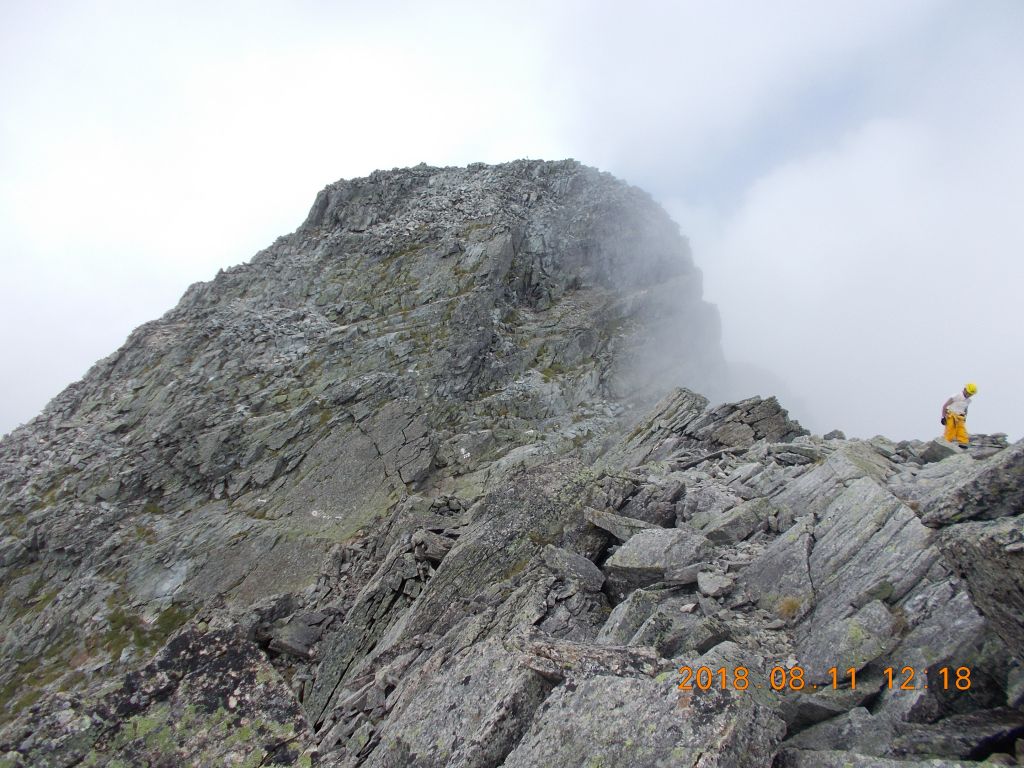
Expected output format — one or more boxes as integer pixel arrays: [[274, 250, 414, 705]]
[[941, 382, 977, 449]]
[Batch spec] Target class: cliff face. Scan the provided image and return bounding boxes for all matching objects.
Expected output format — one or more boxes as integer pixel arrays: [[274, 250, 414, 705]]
[[1, 161, 1022, 768]]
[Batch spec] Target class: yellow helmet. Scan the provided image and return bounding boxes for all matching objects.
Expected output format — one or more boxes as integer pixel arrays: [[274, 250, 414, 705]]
[[965, 382, 978, 395]]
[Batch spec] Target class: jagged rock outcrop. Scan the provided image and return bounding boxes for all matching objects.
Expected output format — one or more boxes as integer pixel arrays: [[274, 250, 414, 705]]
[[3, 626, 314, 767], [1, 160, 1022, 767], [918, 441, 1024, 661]]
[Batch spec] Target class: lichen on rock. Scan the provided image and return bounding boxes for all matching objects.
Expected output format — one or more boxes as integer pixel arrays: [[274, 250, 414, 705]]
[[1, 161, 1023, 767]]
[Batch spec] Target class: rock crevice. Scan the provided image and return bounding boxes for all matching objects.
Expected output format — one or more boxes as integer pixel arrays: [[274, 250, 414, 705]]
[[1, 161, 1021, 767]]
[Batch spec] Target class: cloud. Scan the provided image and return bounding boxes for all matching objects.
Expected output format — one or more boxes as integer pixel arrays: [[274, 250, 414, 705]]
[[1, 1, 1022, 444], [546, 0, 942, 196], [535, 0, 1024, 440], [664, 11, 1024, 440]]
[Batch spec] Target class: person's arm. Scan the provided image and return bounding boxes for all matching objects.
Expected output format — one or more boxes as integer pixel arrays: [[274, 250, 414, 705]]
[[941, 397, 953, 419]]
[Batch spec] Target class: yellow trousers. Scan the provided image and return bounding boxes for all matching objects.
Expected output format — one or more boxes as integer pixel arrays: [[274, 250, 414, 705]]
[[944, 412, 969, 445]]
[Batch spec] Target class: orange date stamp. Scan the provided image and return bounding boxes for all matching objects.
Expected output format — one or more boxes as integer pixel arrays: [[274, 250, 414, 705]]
[[677, 665, 973, 692]]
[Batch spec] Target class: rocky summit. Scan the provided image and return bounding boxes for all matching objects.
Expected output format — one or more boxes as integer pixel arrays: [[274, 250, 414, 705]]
[[0, 160, 1022, 767]]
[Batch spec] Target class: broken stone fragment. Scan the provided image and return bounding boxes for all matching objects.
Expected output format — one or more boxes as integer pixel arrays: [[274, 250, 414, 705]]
[[630, 601, 729, 657], [664, 561, 705, 585], [268, 611, 331, 659], [676, 481, 741, 524], [410, 528, 454, 563], [540, 545, 605, 593], [692, 496, 775, 544], [920, 439, 1024, 526], [0, 536, 27, 567], [596, 588, 664, 645], [603, 526, 711, 603], [697, 571, 734, 598], [919, 439, 959, 464], [582, 505, 658, 542]]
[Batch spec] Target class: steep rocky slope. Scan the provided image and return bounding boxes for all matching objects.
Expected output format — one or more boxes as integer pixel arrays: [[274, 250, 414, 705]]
[[1, 161, 1022, 767]]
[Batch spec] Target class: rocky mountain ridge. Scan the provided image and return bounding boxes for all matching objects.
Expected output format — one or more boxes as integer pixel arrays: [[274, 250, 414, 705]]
[[0, 160, 1022, 767]]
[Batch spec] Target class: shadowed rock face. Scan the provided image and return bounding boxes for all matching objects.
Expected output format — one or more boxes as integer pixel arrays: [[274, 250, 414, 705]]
[[1, 161, 1023, 767]]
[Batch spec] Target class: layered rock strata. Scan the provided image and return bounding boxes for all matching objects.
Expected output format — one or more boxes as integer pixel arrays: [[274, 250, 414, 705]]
[[1, 161, 1022, 767]]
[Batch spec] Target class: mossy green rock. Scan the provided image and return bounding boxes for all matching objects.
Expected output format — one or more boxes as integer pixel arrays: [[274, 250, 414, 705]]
[[2, 627, 311, 767], [1, 160, 1022, 767]]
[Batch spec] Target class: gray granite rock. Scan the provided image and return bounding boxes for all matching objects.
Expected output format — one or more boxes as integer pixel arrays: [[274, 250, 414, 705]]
[[502, 643, 785, 768], [920, 439, 1024, 526], [676, 480, 741, 524], [776, 749, 980, 767], [936, 516, 1024, 659], [596, 588, 665, 645], [361, 639, 554, 768], [798, 600, 899, 683], [583, 505, 659, 542], [1, 160, 1021, 768], [693, 496, 775, 544], [920, 438, 960, 463], [698, 571, 735, 598], [630, 602, 729, 656], [603, 526, 712, 602], [740, 518, 815, 622]]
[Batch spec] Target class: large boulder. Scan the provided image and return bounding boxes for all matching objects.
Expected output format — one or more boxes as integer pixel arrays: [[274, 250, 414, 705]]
[[603, 526, 712, 602], [917, 440, 1024, 658], [937, 517, 1024, 659], [920, 439, 1024, 527], [501, 642, 785, 768]]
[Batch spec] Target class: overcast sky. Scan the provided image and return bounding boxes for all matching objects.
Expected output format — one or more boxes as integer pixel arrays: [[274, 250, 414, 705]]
[[2, 0, 1022, 442]]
